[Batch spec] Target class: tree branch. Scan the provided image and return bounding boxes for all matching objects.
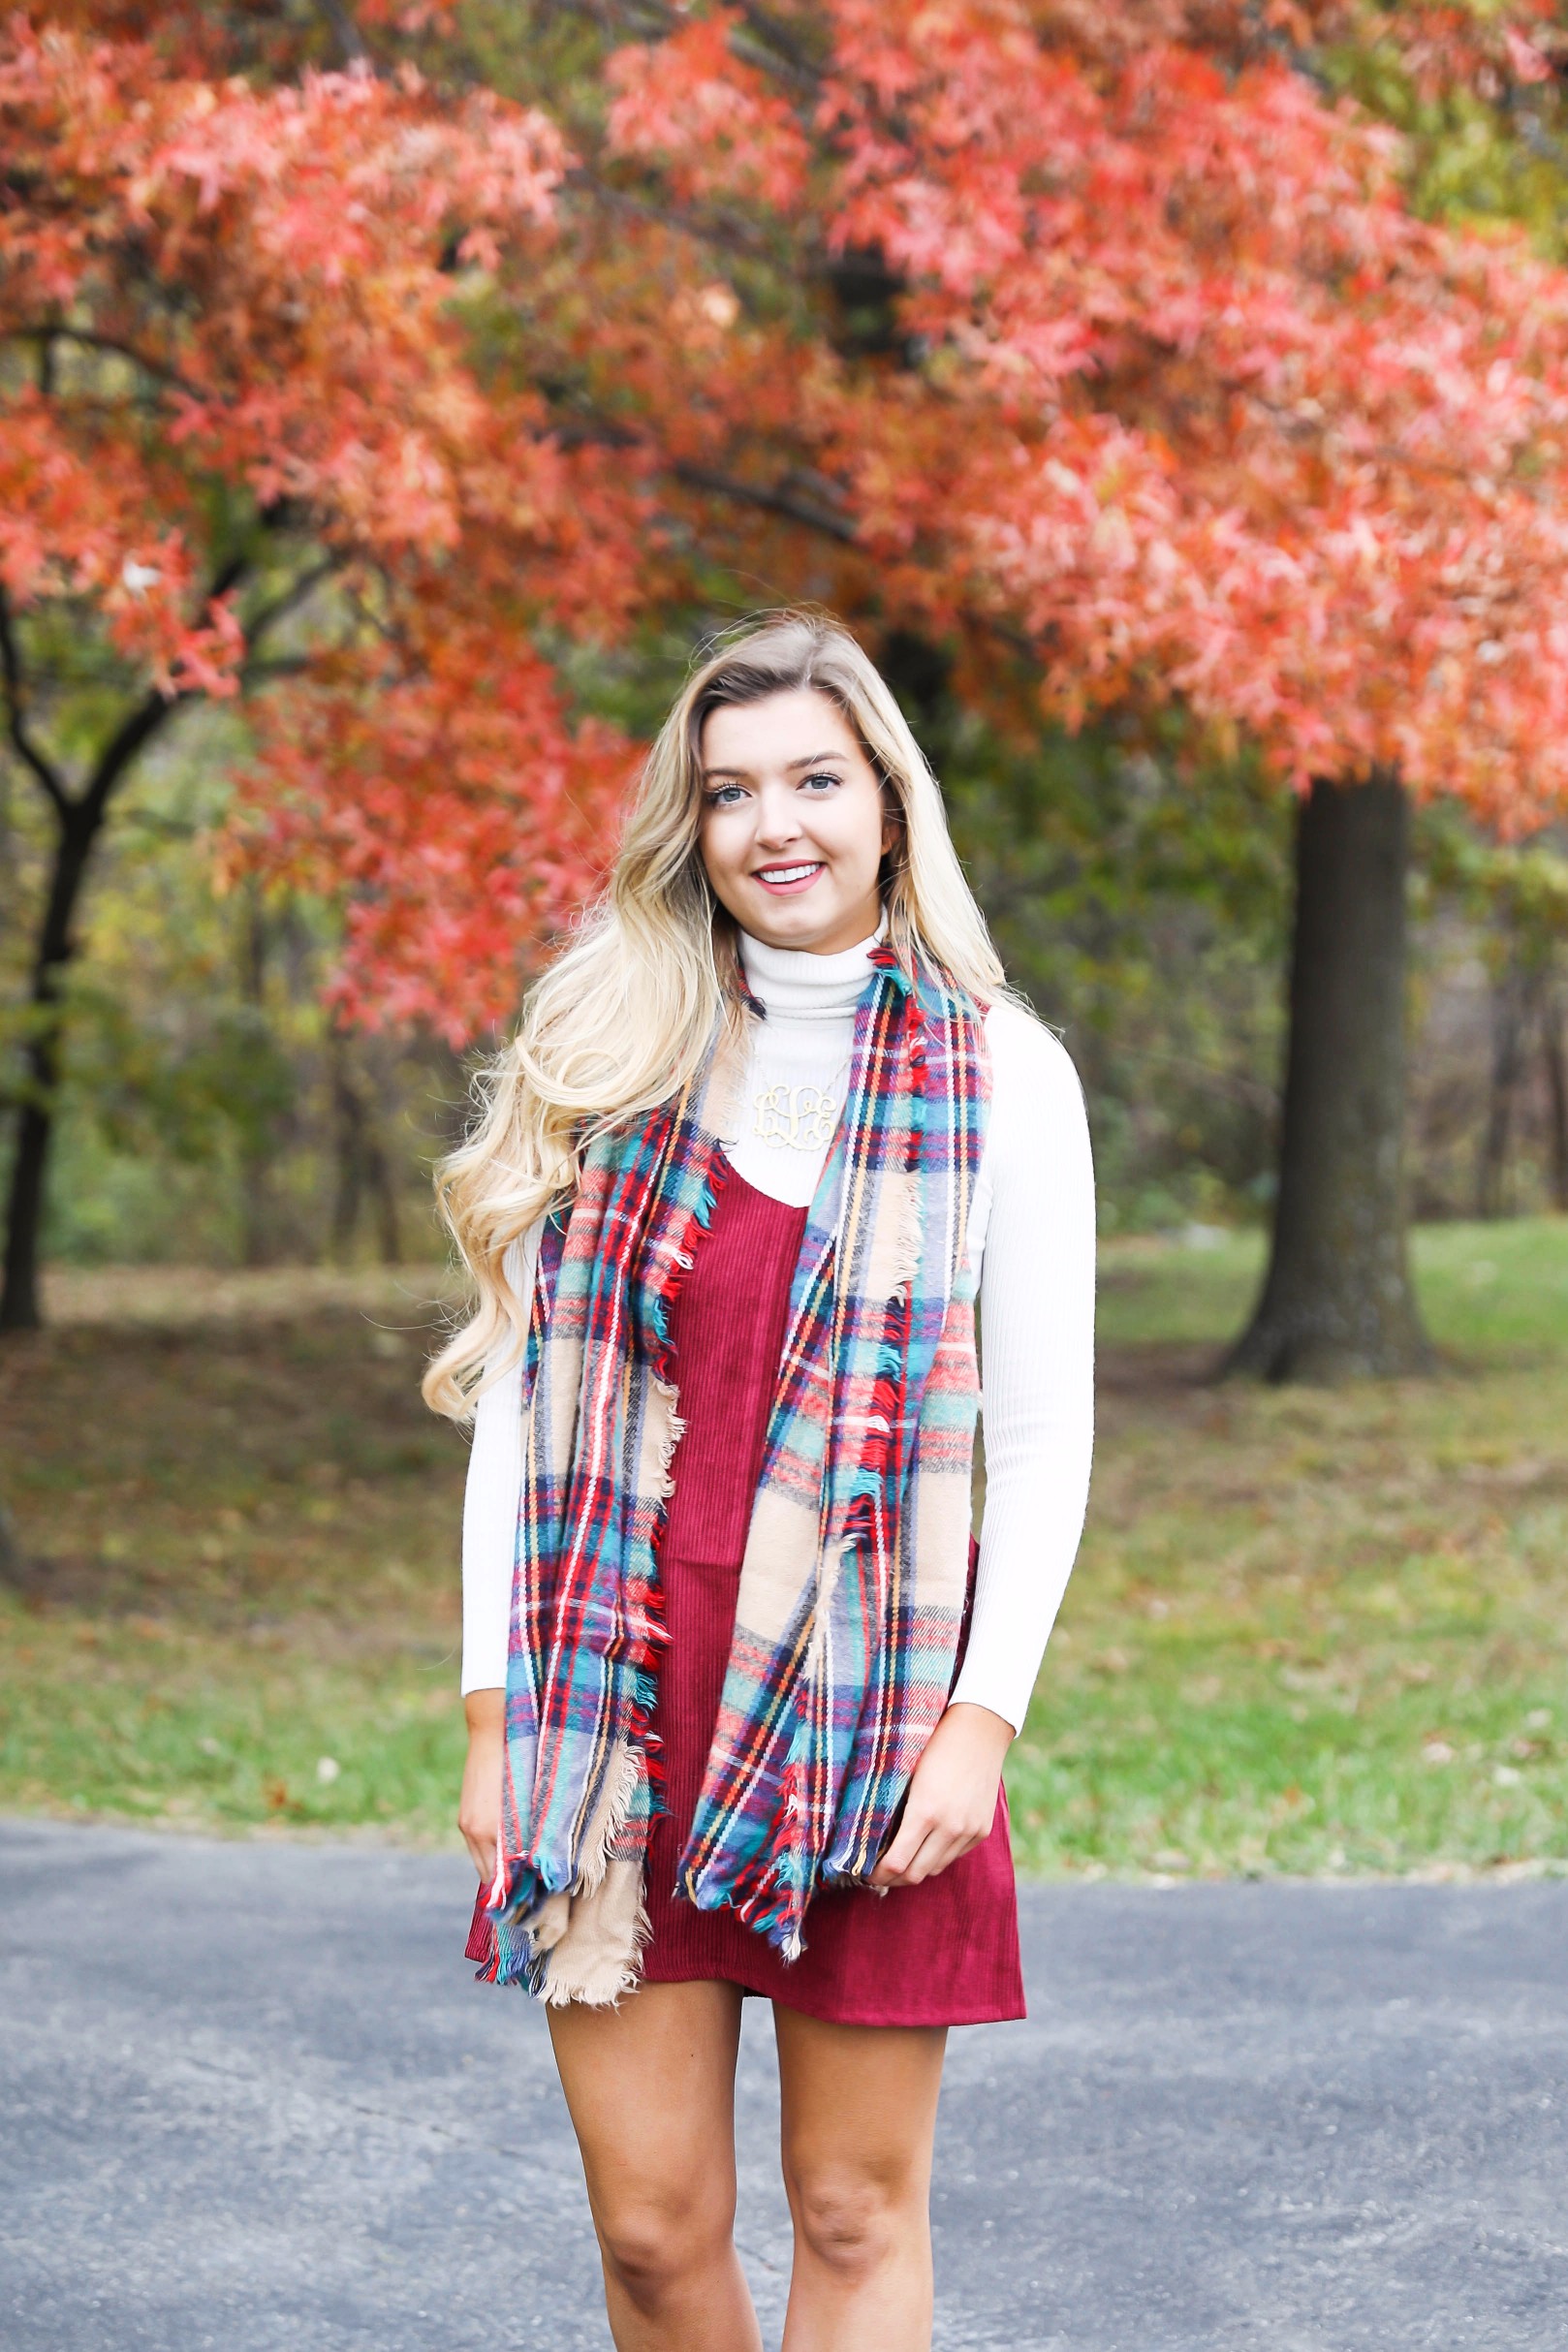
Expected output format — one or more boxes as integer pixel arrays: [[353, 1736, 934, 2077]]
[[243, 556, 341, 653], [0, 589, 70, 817], [551, 0, 818, 93], [317, 0, 370, 66], [5, 326, 208, 406], [671, 459, 859, 542], [565, 166, 785, 264], [729, 1, 821, 94]]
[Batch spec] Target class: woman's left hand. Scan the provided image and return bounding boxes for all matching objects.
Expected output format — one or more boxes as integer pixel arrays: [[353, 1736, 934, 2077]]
[[869, 1701, 1016, 1889]]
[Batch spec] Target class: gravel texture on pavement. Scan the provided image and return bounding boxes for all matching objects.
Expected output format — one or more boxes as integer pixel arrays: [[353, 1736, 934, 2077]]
[[1, 1819, 1564, 2350]]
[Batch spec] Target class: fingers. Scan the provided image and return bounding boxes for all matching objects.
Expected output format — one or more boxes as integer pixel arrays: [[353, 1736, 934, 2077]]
[[902, 1825, 980, 1886], [869, 1812, 925, 1888], [870, 1817, 985, 1889], [458, 1789, 500, 1881], [459, 1804, 500, 1880]]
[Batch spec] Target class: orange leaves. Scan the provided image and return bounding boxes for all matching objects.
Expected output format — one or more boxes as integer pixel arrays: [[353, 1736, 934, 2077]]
[[0, 394, 245, 697], [234, 626, 636, 1042], [13, 0, 1568, 1042], [0, 23, 569, 549], [723, 0, 1568, 828], [606, 7, 812, 211], [0, 11, 643, 1034], [0, 16, 607, 659]]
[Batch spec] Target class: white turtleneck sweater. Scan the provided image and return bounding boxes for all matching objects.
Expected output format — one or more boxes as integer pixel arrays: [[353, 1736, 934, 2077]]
[[459, 928, 1096, 1736]]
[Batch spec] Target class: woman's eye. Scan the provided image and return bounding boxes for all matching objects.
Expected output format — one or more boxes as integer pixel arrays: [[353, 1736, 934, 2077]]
[[800, 770, 842, 793], [706, 784, 747, 808]]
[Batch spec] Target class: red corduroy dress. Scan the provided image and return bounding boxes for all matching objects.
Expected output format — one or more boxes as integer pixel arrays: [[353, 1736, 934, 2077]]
[[637, 1163, 1025, 2027], [468, 1163, 1025, 2025]]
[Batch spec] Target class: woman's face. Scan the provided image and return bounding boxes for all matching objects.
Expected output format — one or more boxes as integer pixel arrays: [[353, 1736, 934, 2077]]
[[697, 688, 893, 956]]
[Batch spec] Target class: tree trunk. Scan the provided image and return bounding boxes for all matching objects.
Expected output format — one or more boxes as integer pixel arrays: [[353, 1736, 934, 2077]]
[[0, 606, 201, 1334], [1475, 953, 1530, 1220], [0, 557, 248, 1331], [329, 1028, 367, 1262], [237, 890, 277, 1270], [0, 1493, 25, 1585], [1225, 772, 1433, 1382], [368, 1126, 401, 1266], [329, 1033, 403, 1267], [1545, 973, 1568, 1215], [0, 802, 99, 1333]]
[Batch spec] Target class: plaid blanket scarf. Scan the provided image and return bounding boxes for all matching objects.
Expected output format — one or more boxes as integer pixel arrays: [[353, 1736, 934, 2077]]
[[480, 943, 990, 2003]]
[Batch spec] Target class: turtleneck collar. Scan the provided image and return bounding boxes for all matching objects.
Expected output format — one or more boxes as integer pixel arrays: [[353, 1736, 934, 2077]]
[[738, 913, 885, 1021]]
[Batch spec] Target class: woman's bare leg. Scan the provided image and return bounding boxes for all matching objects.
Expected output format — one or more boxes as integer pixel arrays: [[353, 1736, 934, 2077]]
[[546, 1976, 763, 2352], [773, 2005, 948, 2351]]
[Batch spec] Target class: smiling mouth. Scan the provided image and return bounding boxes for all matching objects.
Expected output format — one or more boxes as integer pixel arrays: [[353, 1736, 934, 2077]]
[[753, 862, 824, 890]]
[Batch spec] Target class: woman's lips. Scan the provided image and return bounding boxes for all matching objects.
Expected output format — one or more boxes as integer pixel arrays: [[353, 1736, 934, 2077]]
[[752, 862, 825, 895]]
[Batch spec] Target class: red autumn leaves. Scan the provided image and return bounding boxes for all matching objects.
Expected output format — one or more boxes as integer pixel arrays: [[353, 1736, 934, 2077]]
[[4, 3, 1568, 1033]]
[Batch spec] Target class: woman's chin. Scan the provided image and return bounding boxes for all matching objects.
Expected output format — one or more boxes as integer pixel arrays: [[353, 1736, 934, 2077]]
[[735, 886, 877, 955], [742, 905, 827, 949]]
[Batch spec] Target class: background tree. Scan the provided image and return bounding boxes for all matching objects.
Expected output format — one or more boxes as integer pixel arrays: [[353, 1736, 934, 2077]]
[[10, 0, 1568, 1381], [0, 21, 639, 1327], [590, 0, 1568, 1375]]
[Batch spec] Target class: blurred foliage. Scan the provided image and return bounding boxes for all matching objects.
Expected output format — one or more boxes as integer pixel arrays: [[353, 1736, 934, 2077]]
[[1410, 805, 1568, 1219], [931, 703, 1293, 1234], [0, 706, 459, 1268], [1324, 16, 1568, 253], [3, 624, 1566, 1259], [825, 627, 1294, 1227]]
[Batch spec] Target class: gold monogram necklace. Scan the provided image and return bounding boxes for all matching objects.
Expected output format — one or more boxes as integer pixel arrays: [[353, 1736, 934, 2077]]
[[751, 1047, 854, 1152]]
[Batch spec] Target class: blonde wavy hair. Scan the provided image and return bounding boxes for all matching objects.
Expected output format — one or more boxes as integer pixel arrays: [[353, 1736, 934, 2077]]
[[423, 608, 1007, 1420]]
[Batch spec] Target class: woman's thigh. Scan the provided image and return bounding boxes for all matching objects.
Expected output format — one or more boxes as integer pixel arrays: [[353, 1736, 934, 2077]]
[[547, 1976, 748, 2250], [773, 2004, 948, 2224]]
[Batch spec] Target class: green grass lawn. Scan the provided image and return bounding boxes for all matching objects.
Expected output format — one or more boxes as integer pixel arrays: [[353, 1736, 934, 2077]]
[[0, 1267, 472, 1843], [1009, 1215, 1568, 1879], [2, 1231, 1566, 1878]]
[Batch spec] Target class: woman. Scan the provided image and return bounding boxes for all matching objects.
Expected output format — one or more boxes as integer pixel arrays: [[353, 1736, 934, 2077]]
[[424, 611, 1095, 2351]]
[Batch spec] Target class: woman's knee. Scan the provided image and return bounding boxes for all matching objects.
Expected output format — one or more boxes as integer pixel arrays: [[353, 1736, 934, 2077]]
[[594, 2181, 737, 2310], [786, 2160, 921, 2282]]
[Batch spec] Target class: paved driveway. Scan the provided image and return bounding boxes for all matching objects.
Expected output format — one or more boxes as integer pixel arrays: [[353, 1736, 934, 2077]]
[[1, 1820, 1563, 2349]]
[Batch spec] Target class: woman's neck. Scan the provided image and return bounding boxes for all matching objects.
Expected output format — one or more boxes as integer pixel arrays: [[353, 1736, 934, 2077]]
[[738, 916, 884, 1023]]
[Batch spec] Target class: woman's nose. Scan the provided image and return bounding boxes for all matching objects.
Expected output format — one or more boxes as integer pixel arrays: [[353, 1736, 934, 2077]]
[[754, 786, 804, 845]]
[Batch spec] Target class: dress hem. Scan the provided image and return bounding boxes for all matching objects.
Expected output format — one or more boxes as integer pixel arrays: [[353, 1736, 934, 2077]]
[[638, 1962, 1027, 2028]]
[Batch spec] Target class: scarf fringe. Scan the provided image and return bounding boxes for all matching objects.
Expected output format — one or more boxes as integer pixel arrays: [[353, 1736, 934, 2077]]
[[485, 1741, 654, 1997], [722, 1751, 812, 1958]]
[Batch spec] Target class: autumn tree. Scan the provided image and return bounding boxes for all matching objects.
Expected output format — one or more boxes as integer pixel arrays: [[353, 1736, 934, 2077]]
[[0, 17, 641, 1328], [11, 0, 1568, 1386], [315, 0, 1568, 1375], [588, 0, 1568, 1377]]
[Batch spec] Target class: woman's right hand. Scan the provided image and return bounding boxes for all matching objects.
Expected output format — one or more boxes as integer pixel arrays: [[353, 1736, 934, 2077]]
[[458, 1687, 506, 1881]]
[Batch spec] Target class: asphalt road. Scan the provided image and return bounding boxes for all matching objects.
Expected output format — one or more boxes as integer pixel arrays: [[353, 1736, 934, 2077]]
[[1, 1819, 1564, 2350]]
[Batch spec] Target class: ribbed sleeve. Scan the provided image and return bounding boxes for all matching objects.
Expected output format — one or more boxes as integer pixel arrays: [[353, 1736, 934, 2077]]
[[947, 1002, 1096, 1734], [458, 1230, 535, 1697]]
